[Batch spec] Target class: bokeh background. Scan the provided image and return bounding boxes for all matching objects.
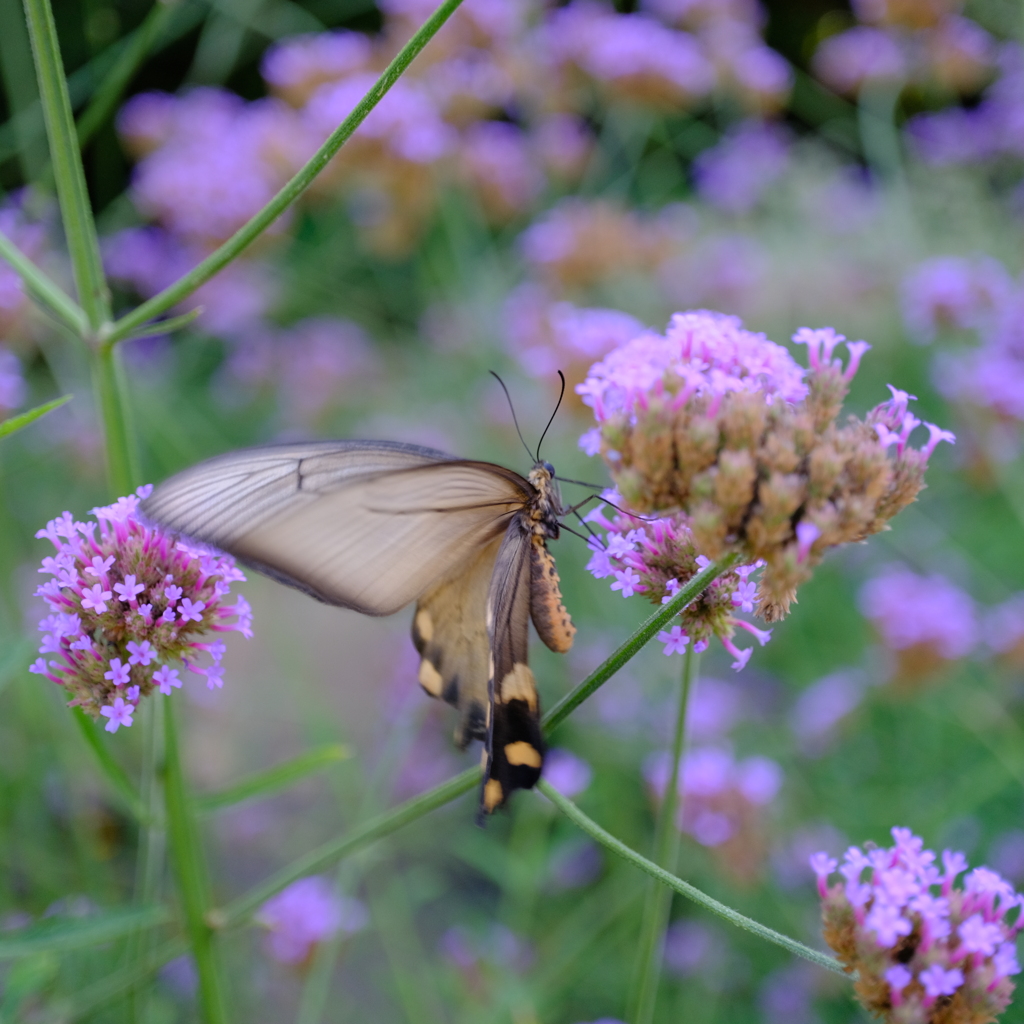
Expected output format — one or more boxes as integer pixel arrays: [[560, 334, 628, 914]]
[[1, 0, 1024, 1018]]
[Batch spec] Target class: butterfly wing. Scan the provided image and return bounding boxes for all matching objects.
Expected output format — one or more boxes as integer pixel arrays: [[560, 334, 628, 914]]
[[140, 441, 532, 615], [480, 518, 547, 815], [411, 534, 502, 749]]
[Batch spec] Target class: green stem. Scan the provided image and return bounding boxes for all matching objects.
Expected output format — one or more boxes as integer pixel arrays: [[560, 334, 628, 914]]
[[0, 229, 85, 334], [163, 700, 229, 1024], [537, 781, 845, 977], [101, 0, 468, 347], [76, 0, 178, 148], [92, 343, 138, 495], [628, 646, 699, 1024], [217, 558, 740, 926], [543, 553, 740, 734], [22, 0, 111, 332], [216, 766, 480, 928]]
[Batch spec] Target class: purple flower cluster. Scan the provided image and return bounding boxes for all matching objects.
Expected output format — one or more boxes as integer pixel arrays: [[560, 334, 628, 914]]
[[908, 43, 1024, 166], [31, 487, 252, 730], [0, 348, 25, 413], [900, 256, 1011, 344], [812, 828, 1021, 1022], [578, 311, 954, 620], [583, 502, 770, 669], [813, 3, 994, 98], [692, 119, 790, 215], [858, 566, 978, 673], [647, 744, 782, 879], [0, 191, 52, 340], [503, 284, 645, 379], [256, 876, 367, 966]]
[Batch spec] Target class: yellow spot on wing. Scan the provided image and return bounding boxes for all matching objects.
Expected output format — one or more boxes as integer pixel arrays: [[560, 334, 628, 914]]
[[483, 779, 504, 812], [500, 663, 538, 710], [414, 609, 434, 643], [504, 741, 542, 768], [418, 658, 443, 697]]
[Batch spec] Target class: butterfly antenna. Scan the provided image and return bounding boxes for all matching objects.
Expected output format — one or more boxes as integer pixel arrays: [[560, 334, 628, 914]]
[[535, 370, 566, 464], [489, 371, 534, 464]]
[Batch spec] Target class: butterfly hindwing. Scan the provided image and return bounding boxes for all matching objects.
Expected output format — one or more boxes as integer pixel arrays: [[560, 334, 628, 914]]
[[411, 535, 502, 748], [481, 519, 547, 815]]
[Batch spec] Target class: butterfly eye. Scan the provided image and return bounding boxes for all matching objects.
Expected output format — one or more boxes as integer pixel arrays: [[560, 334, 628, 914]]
[[542, 461, 555, 477]]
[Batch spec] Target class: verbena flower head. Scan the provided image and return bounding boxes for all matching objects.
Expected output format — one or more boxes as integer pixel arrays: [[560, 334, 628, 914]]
[[582, 502, 772, 669], [31, 487, 252, 729], [578, 310, 953, 621], [858, 566, 977, 681], [256, 876, 367, 966], [0, 348, 25, 415], [900, 256, 1012, 344], [692, 119, 790, 215], [647, 745, 782, 880], [813, 26, 908, 95], [811, 828, 1022, 1023], [985, 594, 1024, 668]]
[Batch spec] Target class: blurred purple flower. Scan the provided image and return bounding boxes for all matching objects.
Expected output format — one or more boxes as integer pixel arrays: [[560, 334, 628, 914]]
[[0, 349, 25, 413], [858, 566, 978, 664], [900, 255, 1011, 343], [790, 670, 865, 755], [503, 284, 645, 378], [548, 840, 603, 890], [663, 919, 728, 978], [687, 677, 743, 741], [256, 877, 367, 966], [121, 89, 309, 245], [459, 121, 545, 220], [261, 30, 373, 105], [693, 120, 789, 214], [989, 830, 1024, 886], [813, 26, 907, 95], [542, 748, 592, 799], [985, 594, 1024, 662], [0, 191, 51, 336], [104, 226, 277, 337], [908, 42, 1024, 165], [759, 961, 822, 1024], [533, 114, 593, 180], [304, 74, 454, 163]]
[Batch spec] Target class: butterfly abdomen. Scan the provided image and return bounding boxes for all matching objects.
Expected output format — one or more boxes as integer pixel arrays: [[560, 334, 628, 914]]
[[529, 536, 576, 654]]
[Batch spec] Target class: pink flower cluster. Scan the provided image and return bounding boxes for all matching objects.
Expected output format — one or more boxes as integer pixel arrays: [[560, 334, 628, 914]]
[[256, 876, 367, 966], [859, 566, 978, 666], [31, 487, 252, 731], [584, 502, 770, 669], [812, 828, 1021, 1023], [576, 309, 809, 425]]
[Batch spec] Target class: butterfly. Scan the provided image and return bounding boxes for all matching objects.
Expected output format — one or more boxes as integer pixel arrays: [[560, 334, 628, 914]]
[[140, 427, 577, 816]]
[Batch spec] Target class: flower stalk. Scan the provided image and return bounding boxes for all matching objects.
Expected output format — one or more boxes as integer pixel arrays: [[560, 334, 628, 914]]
[[628, 645, 700, 1024]]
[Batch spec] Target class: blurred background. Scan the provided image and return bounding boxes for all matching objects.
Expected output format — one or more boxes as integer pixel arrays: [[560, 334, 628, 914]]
[[1, 0, 1024, 1018]]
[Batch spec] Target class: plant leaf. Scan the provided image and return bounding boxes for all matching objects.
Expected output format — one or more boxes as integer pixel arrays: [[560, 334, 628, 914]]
[[0, 395, 71, 441], [195, 743, 352, 813]]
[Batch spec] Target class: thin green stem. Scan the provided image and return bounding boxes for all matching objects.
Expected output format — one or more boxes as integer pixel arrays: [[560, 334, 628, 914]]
[[543, 553, 740, 733], [163, 700, 229, 1024], [22, 0, 111, 332], [102, 0, 468, 347], [216, 766, 480, 928], [628, 646, 699, 1024], [218, 559, 740, 926], [76, 0, 178, 148], [0, 230, 85, 334], [538, 781, 845, 976], [92, 344, 138, 495]]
